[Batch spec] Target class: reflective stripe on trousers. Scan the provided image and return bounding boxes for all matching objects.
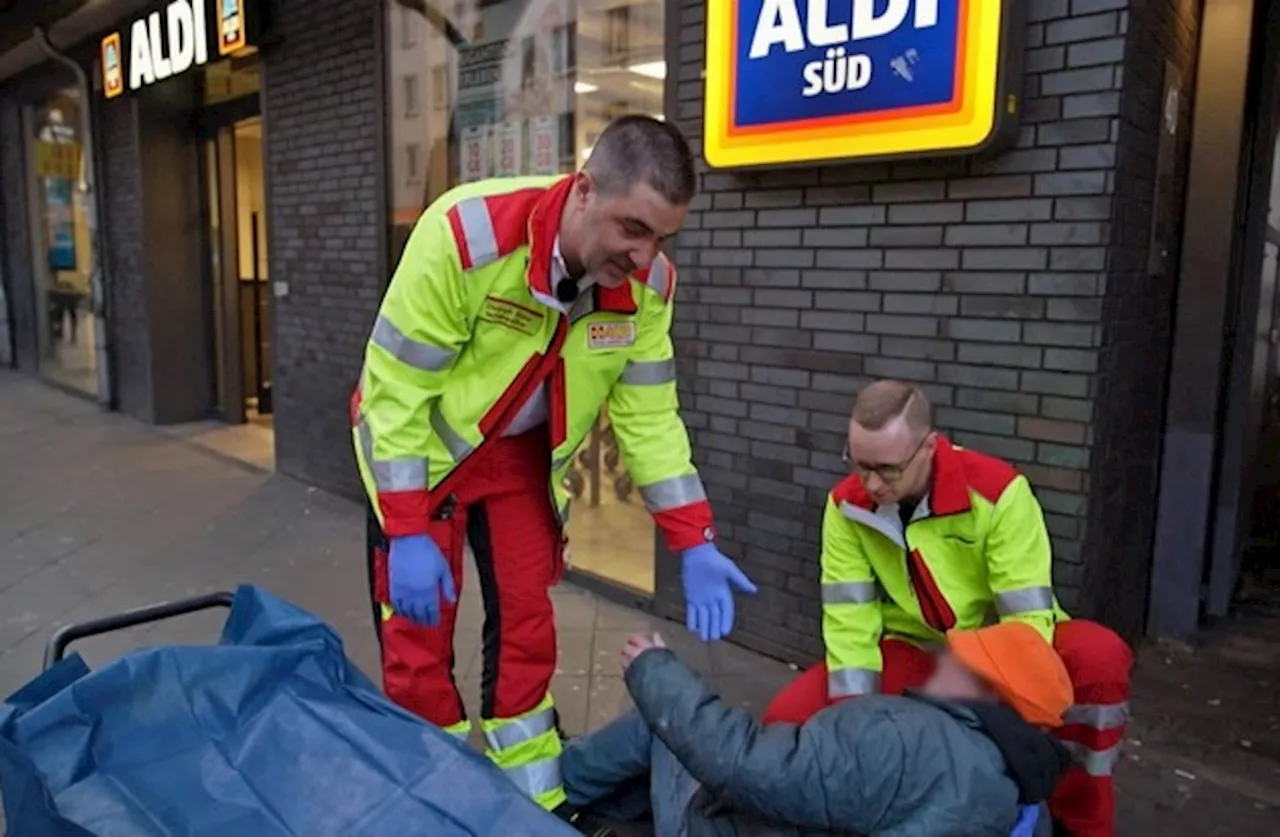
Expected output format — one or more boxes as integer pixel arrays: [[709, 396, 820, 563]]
[[482, 694, 567, 810], [1061, 700, 1129, 776]]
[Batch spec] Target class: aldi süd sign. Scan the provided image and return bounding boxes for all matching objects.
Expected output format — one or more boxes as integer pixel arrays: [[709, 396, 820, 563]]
[[703, 0, 1026, 168], [101, 0, 262, 99]]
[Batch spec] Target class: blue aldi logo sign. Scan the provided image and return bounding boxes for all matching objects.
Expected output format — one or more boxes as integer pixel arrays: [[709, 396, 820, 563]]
[[704, 0, 1026, 168]]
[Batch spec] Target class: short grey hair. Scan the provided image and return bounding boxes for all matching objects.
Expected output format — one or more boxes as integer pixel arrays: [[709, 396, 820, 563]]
[[584, 115, 697, 206]]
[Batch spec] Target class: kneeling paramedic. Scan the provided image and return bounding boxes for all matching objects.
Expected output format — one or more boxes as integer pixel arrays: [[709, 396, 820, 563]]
[[561, 623, 1076, 836], [351, 115, 756, 830], [762, 380, 1134, 837]]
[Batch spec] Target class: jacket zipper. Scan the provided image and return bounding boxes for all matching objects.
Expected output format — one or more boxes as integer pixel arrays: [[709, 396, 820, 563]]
[[903, 523, 958, 633], [427, 315, 568, 514]]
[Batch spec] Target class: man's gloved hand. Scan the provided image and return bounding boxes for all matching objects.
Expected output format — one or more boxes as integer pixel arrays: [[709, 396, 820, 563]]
[[680, 543, 758, 642], [389, 534, 456, 626]]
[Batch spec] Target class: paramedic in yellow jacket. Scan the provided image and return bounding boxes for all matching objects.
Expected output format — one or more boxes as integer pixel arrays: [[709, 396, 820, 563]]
[[761, 380, 1133, 837], [351, 116, 756, 831]]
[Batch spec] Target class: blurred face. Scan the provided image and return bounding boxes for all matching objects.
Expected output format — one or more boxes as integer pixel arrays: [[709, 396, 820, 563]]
[[562, 172, 689, 288], [920, 651, 997, 703], [845, 415, 936, 505]]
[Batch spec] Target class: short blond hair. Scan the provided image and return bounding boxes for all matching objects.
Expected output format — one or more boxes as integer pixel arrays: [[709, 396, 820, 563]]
[[852, 380, 933, 433]]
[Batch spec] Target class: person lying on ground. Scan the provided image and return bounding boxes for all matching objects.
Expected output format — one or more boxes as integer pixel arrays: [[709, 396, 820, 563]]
[[559, 622, 1076, 837]]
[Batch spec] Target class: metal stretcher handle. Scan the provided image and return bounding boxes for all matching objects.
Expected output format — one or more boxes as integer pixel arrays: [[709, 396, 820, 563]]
[[42, 591, 236, 671]]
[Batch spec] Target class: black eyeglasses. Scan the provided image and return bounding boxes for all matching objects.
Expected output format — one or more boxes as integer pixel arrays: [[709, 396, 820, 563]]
[[842, 433, 932, 482]]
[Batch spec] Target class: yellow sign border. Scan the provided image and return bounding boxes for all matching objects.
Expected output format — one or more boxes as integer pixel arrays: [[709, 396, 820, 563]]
[[101, 32, 124, 100], [704, 0, 1023, 168], [218, 0, 248, 57]]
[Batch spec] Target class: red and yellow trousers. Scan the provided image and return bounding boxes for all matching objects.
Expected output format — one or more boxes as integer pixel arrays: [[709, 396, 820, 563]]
[[762, 621, 1132, 837], [366, 430, 568, 811]]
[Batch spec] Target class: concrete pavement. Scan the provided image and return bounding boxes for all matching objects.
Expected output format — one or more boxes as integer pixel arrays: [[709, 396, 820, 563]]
[[1, 370, 1277, 835]]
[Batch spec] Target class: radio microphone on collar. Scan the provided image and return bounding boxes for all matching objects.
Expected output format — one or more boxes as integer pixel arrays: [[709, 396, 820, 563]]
[[555, 277, 579, 304]]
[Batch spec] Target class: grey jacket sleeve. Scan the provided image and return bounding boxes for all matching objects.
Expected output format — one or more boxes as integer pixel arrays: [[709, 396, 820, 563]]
[[624, 648, 907, 833]]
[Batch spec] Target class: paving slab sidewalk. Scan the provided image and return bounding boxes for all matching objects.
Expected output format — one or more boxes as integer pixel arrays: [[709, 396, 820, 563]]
[[1, 371, 1276, 835]]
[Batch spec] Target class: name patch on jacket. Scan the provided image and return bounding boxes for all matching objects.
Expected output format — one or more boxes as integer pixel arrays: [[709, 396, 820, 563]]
[[587, 321, 637, 349], [480, 296, 543, 335]]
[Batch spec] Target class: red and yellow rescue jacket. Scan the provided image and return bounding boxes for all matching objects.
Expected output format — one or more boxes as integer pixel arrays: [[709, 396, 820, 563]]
[[351, 174, 715, 552], [821, 437, 1070, 699]]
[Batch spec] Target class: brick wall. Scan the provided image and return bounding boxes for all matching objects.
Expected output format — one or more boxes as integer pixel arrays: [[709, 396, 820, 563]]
[[0, 97, 36, 373], [264, 0, 385, 496], [98, 96, 153, 419], [661, 0, 1198, 661], [1082, 0, 1201, 639]]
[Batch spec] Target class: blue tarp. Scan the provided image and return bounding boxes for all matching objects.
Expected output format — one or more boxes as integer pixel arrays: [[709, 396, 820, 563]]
[[0, 585, 577, 836]]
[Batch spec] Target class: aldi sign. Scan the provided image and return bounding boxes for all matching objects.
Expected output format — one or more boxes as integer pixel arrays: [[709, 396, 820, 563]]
[[101, 0, 262, 99], [703, 0, 1026, 168]]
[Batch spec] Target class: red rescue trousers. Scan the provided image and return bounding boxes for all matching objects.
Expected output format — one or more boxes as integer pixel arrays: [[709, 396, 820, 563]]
[[762, 620, 1132, 837], [366, 430, 565, 731]]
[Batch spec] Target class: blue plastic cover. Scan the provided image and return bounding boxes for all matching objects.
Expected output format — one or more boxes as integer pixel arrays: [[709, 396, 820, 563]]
[[0, 585, 577, 837]]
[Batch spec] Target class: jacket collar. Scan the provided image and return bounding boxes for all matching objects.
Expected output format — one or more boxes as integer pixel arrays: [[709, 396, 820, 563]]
[[525, 175, 637, 316]]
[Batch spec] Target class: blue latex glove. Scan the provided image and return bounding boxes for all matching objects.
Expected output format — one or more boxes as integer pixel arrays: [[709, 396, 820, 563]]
[[1010, 805, 1041, 837], [680, 543, 758, 642], [389, 534, 456, 627]]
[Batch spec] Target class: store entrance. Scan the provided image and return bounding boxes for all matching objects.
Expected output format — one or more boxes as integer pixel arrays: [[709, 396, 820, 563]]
[[204, 113, 271, 429], [1209, 3, 1280, 620]]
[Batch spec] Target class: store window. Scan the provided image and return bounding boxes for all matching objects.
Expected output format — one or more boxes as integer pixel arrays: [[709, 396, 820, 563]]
[[26, 87, 98, 396], [384, 0, 666, 594]]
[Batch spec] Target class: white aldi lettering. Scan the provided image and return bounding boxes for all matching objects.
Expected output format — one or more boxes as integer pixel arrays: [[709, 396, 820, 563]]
[[130, 0, 210, 91], [748, 0, 938, 98]]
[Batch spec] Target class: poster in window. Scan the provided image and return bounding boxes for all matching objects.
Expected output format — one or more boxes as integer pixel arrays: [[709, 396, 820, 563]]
[[528, 115, 558, 175], [460, 124, 491, 182], [494, 120, 522, 177], [45, 177, 77, 271]]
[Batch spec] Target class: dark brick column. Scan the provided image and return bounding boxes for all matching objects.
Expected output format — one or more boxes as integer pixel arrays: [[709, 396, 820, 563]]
[[0, 97, 37, 374], [98, 95, 152, 419], [264, 0, 385, 497], [661, 0, 1202, 662]]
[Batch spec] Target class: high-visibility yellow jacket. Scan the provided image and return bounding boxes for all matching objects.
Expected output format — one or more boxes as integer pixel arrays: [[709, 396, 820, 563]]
[[351, 174, 715, 553], [821, 437, 1070, 699]]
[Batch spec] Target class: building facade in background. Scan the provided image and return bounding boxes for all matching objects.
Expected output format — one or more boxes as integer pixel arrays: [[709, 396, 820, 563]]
[[0, 0, 1277, 663]]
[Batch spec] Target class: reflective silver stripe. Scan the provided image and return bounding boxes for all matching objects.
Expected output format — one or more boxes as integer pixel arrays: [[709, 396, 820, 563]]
[[1062, 741, 1121, 777], [370, 315, 457, 372], [1065, 702, 1129, 731], [839, 500, 906, 550], [620, 358, 675, 386], [639, 473, 706, 512], [646, 255, 672, 300], [447, 727, 469, 742], [456, 196, 500, 268], [484, 707, 557, 751], [505, 756, 563, 797], [430, 408, 474, 461], [828, 667, 880, 699], [822, 581, 878, 606], [357, 419, 427, 492], [995, 586, 1055, 616]]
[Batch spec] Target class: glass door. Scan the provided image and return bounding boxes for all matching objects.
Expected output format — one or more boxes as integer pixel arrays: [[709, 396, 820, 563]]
[[204, 126, 244, 421], [202, 114, 270, 427]]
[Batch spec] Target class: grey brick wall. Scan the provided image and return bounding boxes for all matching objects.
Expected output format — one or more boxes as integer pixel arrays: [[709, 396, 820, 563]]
[[264, 0, 384, 496], [1082, 0, 1201, 639], [662, 0, 1198, 661], [0, 97, 36, 373], [99, 96, 152, 419]]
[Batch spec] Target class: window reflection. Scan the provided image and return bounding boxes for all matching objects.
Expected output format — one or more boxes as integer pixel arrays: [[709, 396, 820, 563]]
[[28, 88, 98, 396], [385, 0, 665, 593]]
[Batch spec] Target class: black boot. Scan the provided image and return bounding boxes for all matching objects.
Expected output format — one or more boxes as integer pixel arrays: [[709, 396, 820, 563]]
[[553, 802, 617, 836]]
